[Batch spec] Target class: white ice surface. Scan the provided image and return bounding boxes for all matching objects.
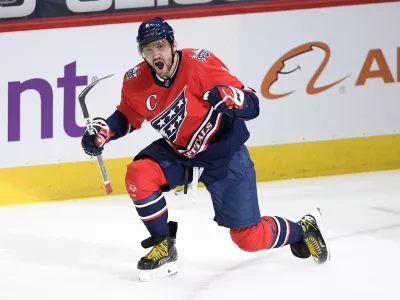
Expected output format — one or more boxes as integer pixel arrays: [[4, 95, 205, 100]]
[[1, 170, 400, 300]]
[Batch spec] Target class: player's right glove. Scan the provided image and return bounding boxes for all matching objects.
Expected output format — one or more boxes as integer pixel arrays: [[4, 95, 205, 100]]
[[81, 118, 112, 156], [202, 85, 245, 114]]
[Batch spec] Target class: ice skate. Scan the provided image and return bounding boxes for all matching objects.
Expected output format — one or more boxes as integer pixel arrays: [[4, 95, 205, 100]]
[[291, 208, 331, 264], [138, 221, 178, 282]]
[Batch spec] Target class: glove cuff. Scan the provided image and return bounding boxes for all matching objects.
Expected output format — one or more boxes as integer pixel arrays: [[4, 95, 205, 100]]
[[92, 117, 112, 146]]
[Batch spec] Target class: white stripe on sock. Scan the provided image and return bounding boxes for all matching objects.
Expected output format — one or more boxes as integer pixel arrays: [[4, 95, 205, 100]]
[[279, 218, 290, 248], [271, 216, 281, 248], [140, 205, 168, 221]]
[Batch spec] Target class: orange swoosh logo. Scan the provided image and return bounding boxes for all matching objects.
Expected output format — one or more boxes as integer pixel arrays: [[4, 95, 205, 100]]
[[261, 42, 350, 100]]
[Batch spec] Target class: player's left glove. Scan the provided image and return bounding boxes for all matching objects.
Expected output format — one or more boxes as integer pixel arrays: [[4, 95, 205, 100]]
[[202, 85, 245, 114], [81, 117, 112, 156]]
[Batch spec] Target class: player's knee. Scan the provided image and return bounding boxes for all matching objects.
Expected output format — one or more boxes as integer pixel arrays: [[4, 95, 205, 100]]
[[230, 218, 275, 252], [125, 158, 166, 200]]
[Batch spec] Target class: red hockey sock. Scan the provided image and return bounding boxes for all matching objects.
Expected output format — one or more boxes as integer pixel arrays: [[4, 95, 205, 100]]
[[230, 216, 303, 252], [230, 217, 277, 252]]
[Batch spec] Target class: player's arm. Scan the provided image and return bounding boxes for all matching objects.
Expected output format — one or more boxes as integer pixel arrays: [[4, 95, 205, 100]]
[[203, 84, 259, 120], [81, 82, 145, 156], [107, 84, 145, 141], [106, 110, 135, 141], [200, 51, 260, 120]]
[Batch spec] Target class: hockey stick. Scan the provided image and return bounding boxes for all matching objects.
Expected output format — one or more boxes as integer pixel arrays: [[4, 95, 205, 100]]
[[78, 74, 114, 194]]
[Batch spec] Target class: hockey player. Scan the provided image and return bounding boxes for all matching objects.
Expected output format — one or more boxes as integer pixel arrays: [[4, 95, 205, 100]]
[[81, 17, 330, 281]]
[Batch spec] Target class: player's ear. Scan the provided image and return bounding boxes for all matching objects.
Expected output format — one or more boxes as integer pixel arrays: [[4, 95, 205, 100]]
[[172, 40, 177, 52]]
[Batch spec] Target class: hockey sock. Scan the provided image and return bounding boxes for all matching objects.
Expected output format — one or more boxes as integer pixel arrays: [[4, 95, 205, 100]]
[[125, 158, 170, 238], [266, 216, 303, 248], [230, 216, 303, 251], [133, 191, 169, 238]]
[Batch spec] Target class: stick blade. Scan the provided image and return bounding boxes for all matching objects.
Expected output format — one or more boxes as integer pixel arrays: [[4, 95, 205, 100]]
[[78, 74, 115, 104]]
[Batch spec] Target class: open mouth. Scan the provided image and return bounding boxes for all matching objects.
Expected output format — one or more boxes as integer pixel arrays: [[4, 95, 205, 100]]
[[154, 61, 165, 70]]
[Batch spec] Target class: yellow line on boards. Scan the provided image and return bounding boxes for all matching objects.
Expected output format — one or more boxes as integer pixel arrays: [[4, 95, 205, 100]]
[[1, 134, 399, 206]]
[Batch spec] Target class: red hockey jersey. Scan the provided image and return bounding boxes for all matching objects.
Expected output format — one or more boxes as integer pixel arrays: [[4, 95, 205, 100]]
[[117, 48, 254, 160]]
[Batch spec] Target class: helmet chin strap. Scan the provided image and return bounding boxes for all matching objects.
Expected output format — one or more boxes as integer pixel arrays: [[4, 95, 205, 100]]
[[170, 47, 176, 70], [162, 40, 177, 80], [167, 36, 176, 72], [167, 51, 178, 79]]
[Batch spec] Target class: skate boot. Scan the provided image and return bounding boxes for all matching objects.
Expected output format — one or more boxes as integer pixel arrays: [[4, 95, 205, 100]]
[[138, 221, 178, 282], [290, 208, 331, 264]]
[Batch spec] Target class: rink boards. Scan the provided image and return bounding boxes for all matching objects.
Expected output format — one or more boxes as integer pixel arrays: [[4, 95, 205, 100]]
[[1, 1, 400, 205]]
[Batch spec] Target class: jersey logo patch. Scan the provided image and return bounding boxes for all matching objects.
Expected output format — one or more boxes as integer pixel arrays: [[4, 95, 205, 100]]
[[190, 49, 210, 63], [150, 86, 188, 142], [126, 66, 141, 81]]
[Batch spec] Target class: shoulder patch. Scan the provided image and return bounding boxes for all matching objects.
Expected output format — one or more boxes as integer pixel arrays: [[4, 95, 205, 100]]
[[125, 66, 141, 81], [190, 49, 211, 63]]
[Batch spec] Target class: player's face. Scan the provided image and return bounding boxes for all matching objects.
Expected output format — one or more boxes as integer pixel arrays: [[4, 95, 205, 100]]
[[142, 39, 176, 79]]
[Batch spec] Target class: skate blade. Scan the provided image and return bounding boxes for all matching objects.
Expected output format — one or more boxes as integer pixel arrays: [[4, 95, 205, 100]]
[[138, 262, 178, 282], [312, 208, 331, 263]]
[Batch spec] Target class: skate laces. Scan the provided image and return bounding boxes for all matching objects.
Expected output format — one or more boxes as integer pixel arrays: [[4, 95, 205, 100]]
[[145, 240, 168, 261], [301, 215, 318, 231]]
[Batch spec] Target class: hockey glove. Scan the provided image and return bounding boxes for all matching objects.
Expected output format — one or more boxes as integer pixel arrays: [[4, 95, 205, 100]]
[[203, 85, 245, 114], [81, 118, 112, 156]]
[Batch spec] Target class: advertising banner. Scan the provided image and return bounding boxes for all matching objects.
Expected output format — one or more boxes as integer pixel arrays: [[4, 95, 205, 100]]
[[1, 1, 399, 168], [0, 0, 257, 19]]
